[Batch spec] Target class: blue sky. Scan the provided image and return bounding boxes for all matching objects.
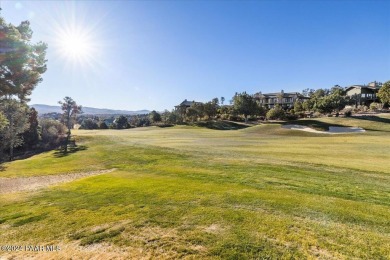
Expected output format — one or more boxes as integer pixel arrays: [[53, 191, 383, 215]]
[[2, 0, 389, 111]]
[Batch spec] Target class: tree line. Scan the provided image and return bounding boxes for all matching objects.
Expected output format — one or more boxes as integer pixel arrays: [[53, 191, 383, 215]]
[[76, 81, 390, 130], [0, 17, 82, 161]]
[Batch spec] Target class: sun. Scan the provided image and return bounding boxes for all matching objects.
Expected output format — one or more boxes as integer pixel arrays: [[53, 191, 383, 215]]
[[45, 2, 107, 71], [55, 27, 95, 63], [59, 32, 90, 59]]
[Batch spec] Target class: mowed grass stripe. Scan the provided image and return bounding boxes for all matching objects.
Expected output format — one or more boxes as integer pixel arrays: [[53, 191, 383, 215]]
[[0, 171, 389, 258]]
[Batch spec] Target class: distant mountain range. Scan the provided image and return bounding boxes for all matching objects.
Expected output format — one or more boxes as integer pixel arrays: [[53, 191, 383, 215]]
[[31, 104, 151, 115]]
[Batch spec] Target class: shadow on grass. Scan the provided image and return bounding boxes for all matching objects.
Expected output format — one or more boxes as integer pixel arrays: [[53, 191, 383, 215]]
[[0, 148, 51, 169], [351, 115, 390, 131], [157, 124, 175, 128], [194, 120, 251, 130], [53, 145, 88, 158]]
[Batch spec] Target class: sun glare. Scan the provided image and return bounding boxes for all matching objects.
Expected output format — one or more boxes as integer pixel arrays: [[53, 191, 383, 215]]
[[42, 2, 109, 74], [59, 32, 91, 59], [55, 27, 95, 64]]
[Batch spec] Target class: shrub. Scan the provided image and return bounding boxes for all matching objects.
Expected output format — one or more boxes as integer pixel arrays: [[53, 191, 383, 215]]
[[266, 107, 285, 120], [80, 118, 99, 129], [99, 121, 108, 129], [228, 115, 243, 122], [39, 119, 67, 148], [370, 102, 383, 111], [114, 115, 129, 129], [354, 105, 368, 113], [220, 114, 229, 120], [285, 113, 298, 120], [248, 115, 257, 121], [344, 109, 352, 117], [313, 112, 322, 118]]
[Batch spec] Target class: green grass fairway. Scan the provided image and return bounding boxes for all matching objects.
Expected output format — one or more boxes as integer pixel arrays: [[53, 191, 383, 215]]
[[1, 115, 389, 259]]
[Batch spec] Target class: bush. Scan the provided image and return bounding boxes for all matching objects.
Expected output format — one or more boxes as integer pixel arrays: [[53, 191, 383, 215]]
[[266, 107, 285, 120], [228, 115, 243, 122], [313, 112, 322, 118], [114, 115, 129, 129], [39, 119, 67, 148], [370, 102, 383, 111], [284, 113, 298, 121], [99, 121, 108, 129], [344, 109, 352, 117], [80, 118, 99, 129], [354, 105, 368, 113], [220, 114, 229, 120], [248, 115, 257, 121]]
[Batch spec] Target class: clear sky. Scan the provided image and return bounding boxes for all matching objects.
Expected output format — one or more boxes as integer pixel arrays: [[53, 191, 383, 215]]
[[2, 0, 389, 111]]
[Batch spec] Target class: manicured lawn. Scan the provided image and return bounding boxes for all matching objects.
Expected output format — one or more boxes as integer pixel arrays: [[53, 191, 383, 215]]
[[0, 116, 389, 259]]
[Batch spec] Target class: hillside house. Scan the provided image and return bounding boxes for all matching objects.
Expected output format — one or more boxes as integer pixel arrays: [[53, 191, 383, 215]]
[[174, 99, 204, 122], [175, 99, 197, 109], [174, 99, 204, 111], [254, 91, 308, 109], [345, 81, 382, 107]]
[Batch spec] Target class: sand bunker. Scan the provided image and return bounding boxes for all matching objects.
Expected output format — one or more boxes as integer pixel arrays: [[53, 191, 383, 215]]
[[282, 125, 365, 134], [0, 169, 116, 194]]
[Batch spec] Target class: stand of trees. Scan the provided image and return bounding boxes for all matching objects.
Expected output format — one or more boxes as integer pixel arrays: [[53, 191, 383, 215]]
[[0, 16, 48, 161], [0, 16, 84, 161], [301, 86, 347, 115]]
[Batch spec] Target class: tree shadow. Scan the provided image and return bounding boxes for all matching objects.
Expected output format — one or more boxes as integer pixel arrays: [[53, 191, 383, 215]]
[[53, 145, 88, 158], [351, 115, 390, 124], [194, 120, 251, 130], [0, 148, 48, 167], [349, 115, 390, 132]]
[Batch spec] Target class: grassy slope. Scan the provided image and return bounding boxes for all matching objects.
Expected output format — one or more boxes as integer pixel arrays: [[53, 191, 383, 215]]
[[0, 115, 389, 259]]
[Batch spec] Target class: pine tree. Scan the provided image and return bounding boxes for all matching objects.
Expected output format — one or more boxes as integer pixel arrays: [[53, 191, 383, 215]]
[[59, 97, 82, 153], [0, 17, 47, 101]]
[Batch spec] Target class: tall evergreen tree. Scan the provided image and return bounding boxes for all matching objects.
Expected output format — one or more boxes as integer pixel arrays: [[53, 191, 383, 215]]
[[23, 107, 40, 149], [0, 17, 47, 101], [149, 110, 162, 124]]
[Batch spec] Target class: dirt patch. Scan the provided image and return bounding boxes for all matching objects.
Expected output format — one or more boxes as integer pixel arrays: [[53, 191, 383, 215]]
[[0, 241, 149, 260], [0, 169, 116, 194], [309, 245, 338, 259], [204, 224, 224, 234]]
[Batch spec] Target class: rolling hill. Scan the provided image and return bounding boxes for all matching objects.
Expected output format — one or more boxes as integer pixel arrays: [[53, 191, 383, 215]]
[[31, 104, 150, 115]]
